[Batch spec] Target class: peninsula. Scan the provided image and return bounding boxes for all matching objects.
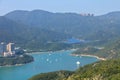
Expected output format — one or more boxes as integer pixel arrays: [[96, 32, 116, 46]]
[[0, 42, 34, 66]]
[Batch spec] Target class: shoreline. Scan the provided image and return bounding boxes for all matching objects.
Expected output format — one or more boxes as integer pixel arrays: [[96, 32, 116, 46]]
[[28, 48, 77, 54], [29, 48, 106, 61], [0, 54, 34, 67], [28, 49, 106, 61], [72, 54, 106, 61], [0, 63, 24, 67], [0, 61, 34, 67], [27, 49, 106, 61]]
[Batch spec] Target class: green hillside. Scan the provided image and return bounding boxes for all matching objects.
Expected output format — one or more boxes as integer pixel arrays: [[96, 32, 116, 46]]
[[29, 59, 120, 80], [5, 10, 120, 41], [3, 10, 120, 51], [73, 39, 120, 59], [29, 71, 73, 80], [0, 16, 70, 51]]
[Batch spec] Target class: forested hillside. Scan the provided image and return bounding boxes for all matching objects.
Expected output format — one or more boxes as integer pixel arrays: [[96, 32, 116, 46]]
[[5, 10, 120, 41], [29, 59, 120, 80], [0, 16, 70, 51], [1, 10, 120, 51], [73, 38, 120, 59]]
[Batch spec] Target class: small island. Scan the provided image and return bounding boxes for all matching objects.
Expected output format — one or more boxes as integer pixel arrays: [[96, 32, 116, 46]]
[[0, 42, 34, 66]]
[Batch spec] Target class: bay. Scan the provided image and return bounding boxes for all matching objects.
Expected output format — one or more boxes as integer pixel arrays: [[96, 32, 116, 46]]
[[0, 50, 98, 80]]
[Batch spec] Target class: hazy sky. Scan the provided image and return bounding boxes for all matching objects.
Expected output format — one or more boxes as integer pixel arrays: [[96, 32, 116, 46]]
[[0, 0, 120, 16]]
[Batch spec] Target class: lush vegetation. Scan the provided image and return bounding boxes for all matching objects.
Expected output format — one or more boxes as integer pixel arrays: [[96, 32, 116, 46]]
[[73, 39, 120, 59], [68, 59, 120, 80], [0, 10, 120, 51], [1, 9, 120, 80], [0, 11, 119, 50], [0, 16, 70, 51], [5, 10, 120, 41], [0, 54, 33, 66], [29, 59, 120, 80], [29, 70, 73, 80]]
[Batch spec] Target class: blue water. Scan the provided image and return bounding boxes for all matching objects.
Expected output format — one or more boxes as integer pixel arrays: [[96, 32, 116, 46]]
[[66, 38, 81, 43], [65, 38, 88, 44], [0, 50, 98, 80]]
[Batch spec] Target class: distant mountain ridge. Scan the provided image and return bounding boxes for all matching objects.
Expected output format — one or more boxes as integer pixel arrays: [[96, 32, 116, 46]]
[[5, 10, 120, 41], [1, 10, 120, 51]]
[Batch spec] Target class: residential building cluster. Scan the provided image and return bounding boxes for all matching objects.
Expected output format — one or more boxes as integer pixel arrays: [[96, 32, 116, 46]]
[[0, 42, 15, 57]]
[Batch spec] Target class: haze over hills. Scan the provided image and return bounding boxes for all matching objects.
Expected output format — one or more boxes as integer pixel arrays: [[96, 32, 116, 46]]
[[1, 10, 120, 51], [0, 16, 70, 51], [5, 10, 98, 38], [5, 10, 120, 41]]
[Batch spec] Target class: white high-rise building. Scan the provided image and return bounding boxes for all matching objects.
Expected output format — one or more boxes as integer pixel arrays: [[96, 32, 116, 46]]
[[0, 42, 15, 57], [6, 43, 15, 56]]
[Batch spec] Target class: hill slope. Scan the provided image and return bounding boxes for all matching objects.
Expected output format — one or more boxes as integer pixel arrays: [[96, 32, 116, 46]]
[[73, 38, 120, 59], [29, 59, 120, 80], [0, 16, 70, 51], [5, 10, 120, 41]]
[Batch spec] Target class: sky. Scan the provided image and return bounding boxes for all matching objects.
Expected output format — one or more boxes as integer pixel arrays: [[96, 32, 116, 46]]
[[0, 0, 120, 16]]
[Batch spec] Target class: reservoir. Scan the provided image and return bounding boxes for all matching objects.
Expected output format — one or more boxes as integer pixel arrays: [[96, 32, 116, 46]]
[[0, 50, 98, 80]]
